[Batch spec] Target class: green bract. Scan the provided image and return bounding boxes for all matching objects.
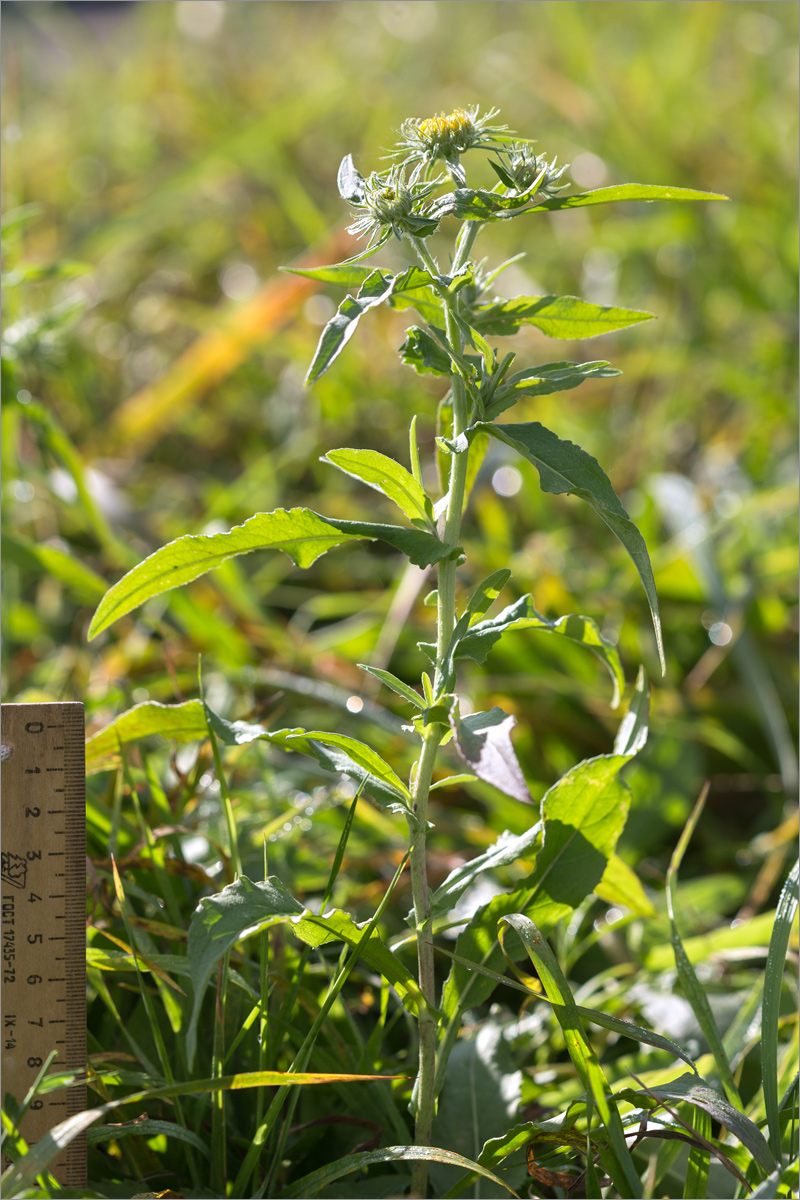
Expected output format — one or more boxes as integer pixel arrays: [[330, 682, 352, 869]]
[[88, 106, 728, 1200]]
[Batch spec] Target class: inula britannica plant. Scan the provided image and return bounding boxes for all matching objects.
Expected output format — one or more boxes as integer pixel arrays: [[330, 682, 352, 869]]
[[88, 108, 739, 1196]]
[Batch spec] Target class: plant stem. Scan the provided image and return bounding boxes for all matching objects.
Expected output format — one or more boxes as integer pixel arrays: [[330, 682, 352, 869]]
[[408, 726, 443, 1195], [408, 233, 473, 1196]]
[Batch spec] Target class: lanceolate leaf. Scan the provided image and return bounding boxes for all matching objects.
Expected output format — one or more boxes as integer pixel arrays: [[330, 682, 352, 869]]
[[449, 702, 532, 804], [323, 447, 432, 523], [518, 182, 729, 213], [320, 514, 455, 568], [186, 875, 425, 1068], [306, 269, 396, 383], [357, 664, 425, 709], [284, 731, 410, 799], [456, 595, 624, 708], [471, 295, 654, 340], [485, 361, 621, 420], [281, 263, 375, 288], [463, 422, 664, 672], [86, 699, 207, 773], [88, 507, 453, 638], [88, 508, 361, 638], [202, 711, 412, 811], [464, 568, 512, 624], [430, 823, 543, 918]]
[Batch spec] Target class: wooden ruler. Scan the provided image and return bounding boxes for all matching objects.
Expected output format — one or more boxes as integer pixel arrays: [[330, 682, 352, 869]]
[[1, 702, 87, 1189]]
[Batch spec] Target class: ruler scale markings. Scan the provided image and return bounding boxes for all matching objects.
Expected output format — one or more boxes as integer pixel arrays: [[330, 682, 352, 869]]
[[1, 702, 87, 1189]]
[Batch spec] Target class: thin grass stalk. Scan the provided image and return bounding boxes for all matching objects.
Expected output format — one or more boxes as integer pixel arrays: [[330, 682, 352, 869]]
[[667, 786, 744, 1111], [109, 859, 205, 1191], [762, 860, 799, 1160], [204, 711, 243, 880], [232, 850, 410, 1197], [210, 951, 229, 1196]]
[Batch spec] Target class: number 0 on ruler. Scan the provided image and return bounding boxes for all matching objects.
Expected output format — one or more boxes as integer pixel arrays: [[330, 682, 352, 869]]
[[1, 702, 87, 1188]]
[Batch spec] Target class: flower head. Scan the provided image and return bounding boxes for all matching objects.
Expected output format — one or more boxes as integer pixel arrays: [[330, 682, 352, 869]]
[[491, 144, 570, 200], [338, 155, 442, 249], [394, 105, 513, 185]]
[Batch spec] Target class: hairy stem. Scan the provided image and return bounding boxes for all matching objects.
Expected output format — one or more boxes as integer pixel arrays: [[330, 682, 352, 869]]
[[408, 726, 443, 1195], [408, 234, 473, 1195]]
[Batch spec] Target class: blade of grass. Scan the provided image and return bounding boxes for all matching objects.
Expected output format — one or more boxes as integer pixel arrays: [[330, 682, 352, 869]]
[[202, 698, 243, 879], [434, 943, 699, 1071], [260, 787, 366, 1191], [763, 859, 799, 1160], [211, 951, 229, 1197], [236, 848, 411, 1198], [666, 784, 743, 1111], [109, 857, 201, 1189], [684, 1106, 712, 1199], [499, 914, 642, 1198]]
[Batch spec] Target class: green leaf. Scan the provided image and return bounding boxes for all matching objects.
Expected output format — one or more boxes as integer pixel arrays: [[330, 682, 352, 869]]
[[87, 508, 362, 639], [436, 889, 541, 1101], [284, 731, 410, 799], [523, 669, 649, 927], [436, 945, 699, 1074], [617, 1073, 776, 1176], [666, 788, 743, 1111], [763, 860, 799, 1159], [88, 507, 453, 638], [281, 263, 375, 288], [464, 568, 512, 624], [449, 701, 532, 804], [428, 773, 478, 791], [357, 664, 425, 710], [526, 758, 633, 928], [595, 854, 655, 917], [319, 513, 454, 568], [323, 447, 432, 523], [3, 533, 108, 602], [201, 710, 412, 811], [465, 422, 664, 672], [499, 914, 642, 1197], [684, 1107, 712, 1200], [306, 269, 396, 383], [436, 675, 649, 1093], [279, 1144, 520, 1199], [186, 875, 424, 1069], [520, 182, 729, 213], [85, 1118, 211, 1156], [472, 295, 654, 339], [432, 181, 546, 221], [456, 595, 624, 708], [430, 823, 543, 919], [85, 699, 208, 774], [485, 360, 621, 420], [399, 326, 453, 375], [0, 1108, 105, 1197]]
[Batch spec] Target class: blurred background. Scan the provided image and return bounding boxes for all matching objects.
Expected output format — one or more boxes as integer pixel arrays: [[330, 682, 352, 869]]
[[2, 0, 797, 906]]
